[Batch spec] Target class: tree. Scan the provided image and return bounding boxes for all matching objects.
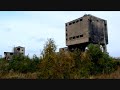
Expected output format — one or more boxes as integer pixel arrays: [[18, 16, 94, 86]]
[[38, 38, 57, 79]]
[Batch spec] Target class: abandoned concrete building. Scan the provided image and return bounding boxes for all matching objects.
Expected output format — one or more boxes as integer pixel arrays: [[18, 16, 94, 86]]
[[4, 46, 25, 60], [13, 46, 25, 56], [4, 52, 14, 60], [61, 14, 108, 52]]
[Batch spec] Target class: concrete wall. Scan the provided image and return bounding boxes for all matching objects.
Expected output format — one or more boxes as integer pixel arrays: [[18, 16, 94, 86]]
[[66, 15, 90, 46]]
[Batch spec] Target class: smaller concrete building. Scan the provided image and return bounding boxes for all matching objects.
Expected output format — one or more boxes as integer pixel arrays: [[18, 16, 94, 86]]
[[59, 47, 69, 52], [13, 46, 25, 56], [4, 46, 25, 60], [4, 52, 14, 60]]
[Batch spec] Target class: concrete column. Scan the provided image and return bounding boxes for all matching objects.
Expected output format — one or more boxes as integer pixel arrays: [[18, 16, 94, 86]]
[[102, 44, 107, 53]]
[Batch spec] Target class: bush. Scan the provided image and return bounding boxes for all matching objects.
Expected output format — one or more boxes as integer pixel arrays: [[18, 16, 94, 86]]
[[8, 54, 40, 73], [0, 59, 9, 73], [87, 44, 103, 63], [86, 44, 119, 75]]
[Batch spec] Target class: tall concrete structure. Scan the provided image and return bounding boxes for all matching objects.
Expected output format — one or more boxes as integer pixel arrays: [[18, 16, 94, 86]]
[[65, 14, 108, 52]]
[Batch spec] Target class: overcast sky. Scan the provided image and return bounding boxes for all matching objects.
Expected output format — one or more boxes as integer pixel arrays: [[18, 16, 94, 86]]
[[0, 11, 120, 58]]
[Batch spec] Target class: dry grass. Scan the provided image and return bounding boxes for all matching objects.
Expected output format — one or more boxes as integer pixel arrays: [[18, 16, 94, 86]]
[[90, 67, 120, 79], [1, 68, 120, 79], [0, 72, 39, 79]]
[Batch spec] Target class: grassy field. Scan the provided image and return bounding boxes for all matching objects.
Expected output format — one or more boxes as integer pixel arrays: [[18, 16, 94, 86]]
[[1, 67, 120, 79]]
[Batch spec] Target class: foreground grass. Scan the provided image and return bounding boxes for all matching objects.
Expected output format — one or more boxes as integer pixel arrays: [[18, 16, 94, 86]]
[[0, 72, 39, 79], [90, 66, 120, 79], [1, 67, 120, 79]]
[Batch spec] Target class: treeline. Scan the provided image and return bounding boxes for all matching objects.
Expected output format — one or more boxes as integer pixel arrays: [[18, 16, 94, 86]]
[[0, 39, 120, 79]]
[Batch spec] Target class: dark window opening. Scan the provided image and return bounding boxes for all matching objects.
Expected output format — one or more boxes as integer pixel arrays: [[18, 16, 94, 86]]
[[80, 35, 83, 37], [76, 36, 79, 38], [66, 24, 67, 26], [76, 20, 79, 23], [66, 33, 67, 36], [4, 52, 7, 54], [80, 19, 82, 21], [73, 21, 75, 24], [73, 36, 75, 39], [89, 37, 91, 41], [104, 23, 107, 26], [21, 53, 23, 54], [66, 28, 67, 31], [69, 23, 72, 25], [97, 20, 99, 22], [66, 38, 68, 41], [69, 37, 72, 40], [89, 19, 92, 22], [17, 48, 20, 51], [10, 53, 13, 55]]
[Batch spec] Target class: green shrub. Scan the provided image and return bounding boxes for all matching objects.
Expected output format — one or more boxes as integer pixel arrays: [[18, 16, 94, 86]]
[[86, 44, 119, 75], [87, 44, 103, 63], [8, 54, 40, 73], [0, 59, 9, 73]]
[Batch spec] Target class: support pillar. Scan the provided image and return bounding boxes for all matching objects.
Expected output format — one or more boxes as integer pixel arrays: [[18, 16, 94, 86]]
[[102, 44, 107, 53]]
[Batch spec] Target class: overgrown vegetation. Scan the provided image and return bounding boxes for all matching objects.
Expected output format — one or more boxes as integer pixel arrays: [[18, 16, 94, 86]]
[[0, 38, 120, 79]]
